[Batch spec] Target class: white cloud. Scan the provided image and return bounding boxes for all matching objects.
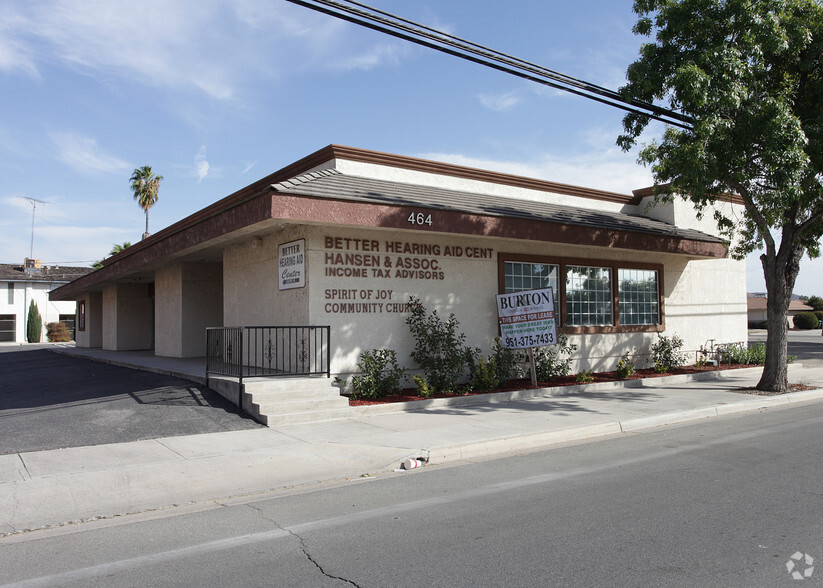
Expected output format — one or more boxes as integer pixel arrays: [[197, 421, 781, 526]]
[[477, 91, 522, 112], [0, 0, 403, 102], [416, 146, 654, 195], [195, 146, 210, 183], [49, 132, 129, 175]]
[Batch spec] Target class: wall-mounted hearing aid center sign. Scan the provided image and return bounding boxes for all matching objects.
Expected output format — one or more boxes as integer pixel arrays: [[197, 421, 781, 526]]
[[278, 239, 305, 290]]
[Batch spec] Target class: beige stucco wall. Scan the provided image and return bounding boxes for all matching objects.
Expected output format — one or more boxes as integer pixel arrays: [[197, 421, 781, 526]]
[[223, 226, 310, 327], [75, 290, 103, 348], [155, 262, 223, 357], [102, 283, 153, 351], [301, 223, 746, 376]]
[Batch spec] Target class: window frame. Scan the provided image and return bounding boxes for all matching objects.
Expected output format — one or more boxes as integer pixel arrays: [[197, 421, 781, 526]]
[[498, 253, 665, 334], [77, 300, 86, 332]]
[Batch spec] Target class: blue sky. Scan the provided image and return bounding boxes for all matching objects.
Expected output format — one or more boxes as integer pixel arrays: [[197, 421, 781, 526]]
[[0, 0, 816, 294]]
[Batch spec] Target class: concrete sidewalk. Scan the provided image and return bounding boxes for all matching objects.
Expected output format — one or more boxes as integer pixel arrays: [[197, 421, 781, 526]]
[[3, 348, 823, 537]]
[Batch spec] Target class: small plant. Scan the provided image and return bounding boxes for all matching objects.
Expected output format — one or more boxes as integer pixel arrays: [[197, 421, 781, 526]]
[[46, 322, 72, 342], [532, 334, 578, 381], [650, 334, 686, 373], [718, 341, 766, 365], [413, 375, 433, 398], [575, 370, 594, 383], [470, 355, 500, 391], [346, 349, 407, 400], [615, 353, 636, 379], [405, 296, 473, 394], [491, 337, 520, 383]]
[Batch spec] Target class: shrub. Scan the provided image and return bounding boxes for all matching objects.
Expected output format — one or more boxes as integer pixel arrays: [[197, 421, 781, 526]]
[[405, 296, 473, 393], [793, 312, 819, 330], [26, 300, 42, 343], [719, 341, 766, 365], [491, 337, 520, 383], [532, 334, 578, 381], [615, 353, 636, 379], [470, 355, 500, 391], [650, 334, 686, 373], [575, 370, 594, 383], [807, 295, 823, 311], [347, 349, 407, 400], [413, 375, 433, 398], [814, 311, 823, 324], [46, 322, 72, 343]]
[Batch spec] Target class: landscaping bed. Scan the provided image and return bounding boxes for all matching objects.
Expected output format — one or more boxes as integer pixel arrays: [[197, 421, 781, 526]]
[[348, 363, 761, 406]]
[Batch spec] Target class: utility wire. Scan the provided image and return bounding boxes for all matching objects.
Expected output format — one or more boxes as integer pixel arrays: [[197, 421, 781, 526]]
[[284, 0, 693, 129]]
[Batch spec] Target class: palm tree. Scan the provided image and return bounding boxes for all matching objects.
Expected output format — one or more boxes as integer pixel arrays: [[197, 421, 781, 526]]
[[130, 166, 163, 239], [109, 241, 132, 256]]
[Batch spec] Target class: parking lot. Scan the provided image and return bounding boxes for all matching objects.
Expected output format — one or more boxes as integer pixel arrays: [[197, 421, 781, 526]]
[[0, 348, 261, 455]]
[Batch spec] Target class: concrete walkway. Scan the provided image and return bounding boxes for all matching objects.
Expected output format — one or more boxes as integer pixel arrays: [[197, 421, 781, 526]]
[[3, 346, 823, 537]]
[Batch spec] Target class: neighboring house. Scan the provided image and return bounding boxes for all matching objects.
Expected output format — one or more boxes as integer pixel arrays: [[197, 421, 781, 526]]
[[51, 144, 748, 375], [746, 296, 813, 328], [0, 260, 93, 342]]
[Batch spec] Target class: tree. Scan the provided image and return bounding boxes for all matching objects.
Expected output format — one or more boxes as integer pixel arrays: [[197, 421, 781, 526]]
[[26, 300, 42, 343], [92, 242, 132, 269], [130, 166, 163, 239], [618, 0, 823, 392], [806, 295, 823, 311]]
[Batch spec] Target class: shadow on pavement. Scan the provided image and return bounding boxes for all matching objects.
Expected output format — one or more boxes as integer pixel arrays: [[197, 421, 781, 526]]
[[0, 350, 262, 455]]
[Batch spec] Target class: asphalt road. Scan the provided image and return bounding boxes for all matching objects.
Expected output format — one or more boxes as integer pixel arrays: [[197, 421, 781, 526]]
[[0, 349, 261, 455], [2, 399, 822, 586]]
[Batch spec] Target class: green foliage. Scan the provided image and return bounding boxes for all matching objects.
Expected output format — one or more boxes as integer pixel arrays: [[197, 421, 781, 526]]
[[470, 355, 500, 391], [719, 341, 766, 365], [575, 370, 594, 383], [814, 311, 823, 323], [619, 0, 823, 390], [130, 166, 163, 237], [807, 296, 823, 311], [405, 296, 472, 394], [650, 334, 686, 373], [491, 337, 520, 383], [793, 311, 820, 330], [347, 349, 407, 400], [413, 375, 433, 398], [615, 352, 636, 379], [532, 334, 578, 381], [26, 300, 42, 343], [46, 322, 71, 343]]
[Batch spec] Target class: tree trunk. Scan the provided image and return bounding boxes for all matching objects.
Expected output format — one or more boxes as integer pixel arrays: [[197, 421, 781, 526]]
[[756, 242, 803, 391]]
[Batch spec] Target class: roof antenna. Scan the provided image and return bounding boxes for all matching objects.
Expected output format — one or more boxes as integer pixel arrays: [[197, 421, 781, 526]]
[[22, 197, 46, 261]]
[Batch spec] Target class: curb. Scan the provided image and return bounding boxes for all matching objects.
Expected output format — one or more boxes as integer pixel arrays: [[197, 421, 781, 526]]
[[423, 386, 823, 466]]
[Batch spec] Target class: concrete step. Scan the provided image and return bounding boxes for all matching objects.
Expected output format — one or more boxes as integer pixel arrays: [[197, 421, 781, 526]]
[[254, 396, 350, 414], [262, 407, 355, 427], [240, 376, 352, 426]]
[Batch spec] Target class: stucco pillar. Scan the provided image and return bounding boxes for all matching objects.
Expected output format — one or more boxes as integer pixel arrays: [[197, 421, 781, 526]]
[[102, 283, 153, 351], [155, 262, 222, 358]]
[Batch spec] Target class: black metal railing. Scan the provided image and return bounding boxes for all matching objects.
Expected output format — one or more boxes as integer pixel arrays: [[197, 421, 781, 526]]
[[205, 326, 331, 389]]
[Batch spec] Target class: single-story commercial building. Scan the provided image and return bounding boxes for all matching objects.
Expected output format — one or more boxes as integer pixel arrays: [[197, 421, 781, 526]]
[[2, 260, 92, 342], [51, 144, 746, 388]]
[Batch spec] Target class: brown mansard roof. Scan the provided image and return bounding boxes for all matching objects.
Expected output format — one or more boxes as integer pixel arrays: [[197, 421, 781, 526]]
[[272, 169, 725, 247], [50, 145, 729, 301]]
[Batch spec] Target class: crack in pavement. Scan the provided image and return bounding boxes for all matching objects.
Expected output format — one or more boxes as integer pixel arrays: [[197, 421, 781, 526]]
[[245, 504, 361, 587]]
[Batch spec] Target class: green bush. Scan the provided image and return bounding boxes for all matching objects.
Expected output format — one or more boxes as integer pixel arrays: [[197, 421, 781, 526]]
[[470, 355, 500, 391], [413, 375, 433, 398], [615, 353, 636, 379], [46, 322, 72, 343], [651, 334, 686, 373], [793, 312, 819, 330], [26, 301, 42, 343], [814, 311, 823, 324], [405, 296, 473, 394], [491, 337, 520, 383], [347, 349, 407, 400], [575, 370, 594, 383], [532, 334, 578, 381], [719, 341, 766, 365]]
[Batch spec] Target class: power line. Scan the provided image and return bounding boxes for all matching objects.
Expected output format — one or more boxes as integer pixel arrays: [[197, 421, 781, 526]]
[[284, 0, 693, 129]]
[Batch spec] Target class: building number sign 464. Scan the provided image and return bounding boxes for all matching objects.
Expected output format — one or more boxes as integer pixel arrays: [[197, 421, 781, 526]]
[[408, 212, 433, 226]]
